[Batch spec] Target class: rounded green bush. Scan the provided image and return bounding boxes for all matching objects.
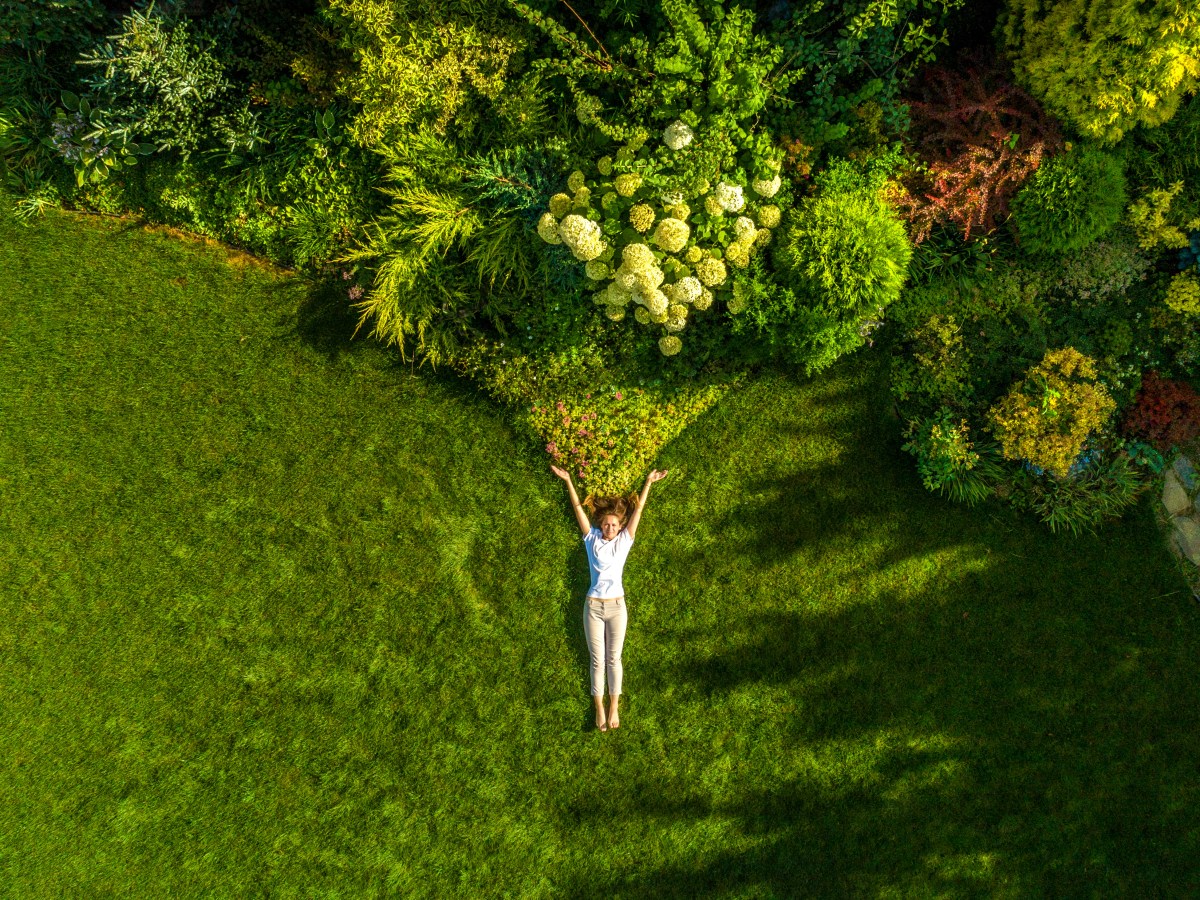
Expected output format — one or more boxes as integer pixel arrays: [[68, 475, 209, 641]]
[[1010, 145, 1127, 256], [773, 187, 912, 320]]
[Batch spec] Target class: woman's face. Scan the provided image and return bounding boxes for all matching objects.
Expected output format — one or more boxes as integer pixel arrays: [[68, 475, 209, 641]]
[[599, 514, 622, 540]]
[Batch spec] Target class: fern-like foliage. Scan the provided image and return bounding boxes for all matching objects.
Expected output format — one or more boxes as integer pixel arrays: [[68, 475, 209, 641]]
[[891, 47, 1065, 243], [336, 133, 563, 364]]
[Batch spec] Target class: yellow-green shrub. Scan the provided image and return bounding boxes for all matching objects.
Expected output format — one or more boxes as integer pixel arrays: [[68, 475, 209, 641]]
[[1127, 181, 1200, 251], [1164, 271, 1200, 316], [986, 347, 1116, 478], [450, 340, 739, 496]]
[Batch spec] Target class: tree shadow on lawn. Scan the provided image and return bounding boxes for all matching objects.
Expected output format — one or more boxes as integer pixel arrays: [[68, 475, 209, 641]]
[[561, 508, 1199, 898]]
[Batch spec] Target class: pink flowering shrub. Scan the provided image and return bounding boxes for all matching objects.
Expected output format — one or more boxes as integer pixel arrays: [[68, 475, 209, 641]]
[[528, 383, 734, 494], [451, 340, 738, 496]]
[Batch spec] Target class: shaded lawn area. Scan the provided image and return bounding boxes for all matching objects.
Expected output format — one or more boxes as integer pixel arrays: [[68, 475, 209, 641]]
[[2, 205, 1198, 898]]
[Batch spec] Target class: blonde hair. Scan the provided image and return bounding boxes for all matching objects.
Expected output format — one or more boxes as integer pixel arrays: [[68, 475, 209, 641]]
[[583, 493, 640, 526]]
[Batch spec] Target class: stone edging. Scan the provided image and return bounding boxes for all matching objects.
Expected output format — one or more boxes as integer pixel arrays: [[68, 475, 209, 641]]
[[1160, 452, 1200, 599]]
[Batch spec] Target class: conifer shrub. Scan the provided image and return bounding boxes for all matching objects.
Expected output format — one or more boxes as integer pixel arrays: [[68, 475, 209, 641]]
[[1009, 145, 1127, 256], [774, 165, 912, 353], [1001, 0, 1200, 145]]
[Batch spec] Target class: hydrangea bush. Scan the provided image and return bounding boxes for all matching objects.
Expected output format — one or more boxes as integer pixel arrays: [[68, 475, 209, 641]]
[[535, 121, 787, 356]]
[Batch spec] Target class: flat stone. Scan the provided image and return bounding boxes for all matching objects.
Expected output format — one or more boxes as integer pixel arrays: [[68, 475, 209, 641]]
[[1174, 454, 1198, 492], [1174, 515, 1200, 566], [1163, 469, 1192, 517]]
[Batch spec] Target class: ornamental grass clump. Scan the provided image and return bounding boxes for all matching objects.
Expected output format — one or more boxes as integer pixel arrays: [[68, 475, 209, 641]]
[[534, 121, 786, 355]]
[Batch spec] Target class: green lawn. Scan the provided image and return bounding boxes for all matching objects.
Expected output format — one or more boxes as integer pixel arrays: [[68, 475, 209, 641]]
[[2, 205, 1199, 898]]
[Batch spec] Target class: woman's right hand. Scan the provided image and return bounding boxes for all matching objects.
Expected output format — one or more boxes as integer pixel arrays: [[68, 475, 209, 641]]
[[550, 465, 571, 482]]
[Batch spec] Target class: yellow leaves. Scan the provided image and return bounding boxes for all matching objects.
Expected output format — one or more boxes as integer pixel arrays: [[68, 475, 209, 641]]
[[1165, 271, 1200, 316], [987, 347, 1115, 478], [1127, 181, 1191, 250]]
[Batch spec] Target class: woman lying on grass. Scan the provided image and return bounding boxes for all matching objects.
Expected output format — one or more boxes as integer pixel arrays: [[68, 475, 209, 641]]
[[551, 465, 669, 732]]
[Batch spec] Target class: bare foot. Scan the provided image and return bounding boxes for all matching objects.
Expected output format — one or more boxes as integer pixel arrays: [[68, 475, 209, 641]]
[[594, 700, 608, 732], [608, 701, 620, 729]]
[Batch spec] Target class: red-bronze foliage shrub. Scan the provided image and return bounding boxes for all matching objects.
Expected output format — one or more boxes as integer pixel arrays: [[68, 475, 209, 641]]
[[1121, 371, 1200, 452], [892, 48, 1066, 243]]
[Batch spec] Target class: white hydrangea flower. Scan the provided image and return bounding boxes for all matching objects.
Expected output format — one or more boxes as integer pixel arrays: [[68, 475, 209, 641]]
[[693, 287, 714, 311], [622, 243, 656, 273], [634, 306, 651, 324], [733, 216, 757, 242], [660, 190, 684, 207], [549, 193, 573, 217], [567, 170, 586, 193], [635, 266, 664, 295], [714, 182, 745, 212], [694, 256, 727, 287], [558, 214, 605, 261], [651, 217, 690, 254], [608, 282, 633, 305], [756, 205, 781, 228], [650, 308, 669, 324], [728, 279, 750, 313], [684, 246, 705, 264], [704, 194, 725, 216], [751, 174, 782, 198], [592, 289, 609, 306], [629, 203, 656, 233], [645, 289, 669, 317], [572, 233, 606, 262], [575, 94, 602, 125], [613, 263, 640, 292], [725, 241, 751, 269], [585, 259, 610, 281], [606, 305, 626, 321], [558, 214, 596, 247], [666, 276, 702, 305], [537, 212, 562, 244], [754, 228, 773, 248], [664, 304, 688, 332], [614, 173, 642, 197], [663, 120, 694, 151], [659, 335, 682, 355]]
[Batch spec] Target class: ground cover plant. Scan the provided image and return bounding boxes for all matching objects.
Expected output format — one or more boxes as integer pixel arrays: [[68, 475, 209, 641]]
[[3, 203, 1199, 896]]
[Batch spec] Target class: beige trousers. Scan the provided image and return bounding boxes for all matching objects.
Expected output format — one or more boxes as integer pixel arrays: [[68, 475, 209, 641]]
[[584, 596, 627, 697]]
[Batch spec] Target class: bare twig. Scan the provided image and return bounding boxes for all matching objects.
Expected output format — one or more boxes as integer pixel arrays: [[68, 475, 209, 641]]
[[559, 0, 611, 60]]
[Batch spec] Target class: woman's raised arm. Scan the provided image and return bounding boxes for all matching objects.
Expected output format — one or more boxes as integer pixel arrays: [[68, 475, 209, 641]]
[[625, 469, 668, 541], [550, 465, 592, 536]]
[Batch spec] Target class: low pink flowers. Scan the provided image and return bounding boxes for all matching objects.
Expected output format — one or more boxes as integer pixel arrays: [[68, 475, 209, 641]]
[[546, 442, 557, 453], [615, 392, 623, 400], [348, 285, 364, 300], [555, 401, 565, 411]]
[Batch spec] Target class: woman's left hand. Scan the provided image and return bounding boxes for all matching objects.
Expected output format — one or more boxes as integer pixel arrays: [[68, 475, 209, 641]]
[[646, 469, 669, 483]]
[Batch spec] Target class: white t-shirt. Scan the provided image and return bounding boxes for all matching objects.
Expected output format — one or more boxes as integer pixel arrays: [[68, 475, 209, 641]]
[[583, 526, 634, 599]]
